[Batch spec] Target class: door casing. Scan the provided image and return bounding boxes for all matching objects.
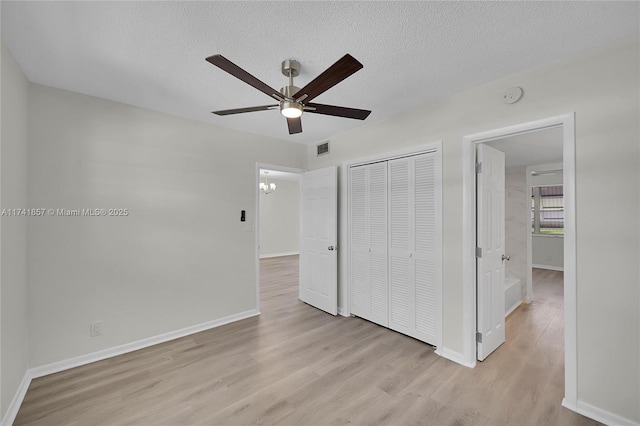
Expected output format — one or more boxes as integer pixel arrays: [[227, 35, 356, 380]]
[[462, 113, 577, 409]]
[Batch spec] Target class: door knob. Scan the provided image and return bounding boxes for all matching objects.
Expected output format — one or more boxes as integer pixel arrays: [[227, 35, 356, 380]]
[[502, 254, 511, 261], [328, 246, 335, 251]]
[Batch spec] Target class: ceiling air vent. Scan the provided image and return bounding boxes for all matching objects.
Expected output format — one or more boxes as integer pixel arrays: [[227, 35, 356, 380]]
[[317, 141, 330, 156]]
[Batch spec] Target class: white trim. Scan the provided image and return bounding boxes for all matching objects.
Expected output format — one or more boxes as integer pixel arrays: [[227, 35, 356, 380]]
[[505, 301, 522, 318], [343, 143, 441, 168], [255, 163, 305, 313], [439, 347, 476, 368], [505, 277, 522, 318], [337, 306, 348, 317], [562, 115, 577, 410], [563, 399, 640, 426], [1, 309, 259, 426], [259, 251, 299, 259], [29, 309, 259, 379], [1, 371, 31, 426], [341, 141, 443, 349], [532, 264, 564, 272], [462, 113, 577, 406]]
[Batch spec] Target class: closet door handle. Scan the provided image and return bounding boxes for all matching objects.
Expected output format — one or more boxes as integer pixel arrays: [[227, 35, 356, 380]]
[[328, 245, 335, 251]]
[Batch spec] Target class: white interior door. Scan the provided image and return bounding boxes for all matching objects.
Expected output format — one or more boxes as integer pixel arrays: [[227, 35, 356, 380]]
[[477, 144, 506, 360], [299, 166, 338, 315]]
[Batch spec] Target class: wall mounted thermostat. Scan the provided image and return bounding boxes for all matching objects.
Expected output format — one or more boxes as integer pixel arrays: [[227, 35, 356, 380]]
[[240, 210, 246, 222], [503, 86, 523, 104]]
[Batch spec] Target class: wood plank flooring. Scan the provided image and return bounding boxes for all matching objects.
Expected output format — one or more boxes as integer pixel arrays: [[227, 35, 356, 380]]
[[14, 259, 599, 425]]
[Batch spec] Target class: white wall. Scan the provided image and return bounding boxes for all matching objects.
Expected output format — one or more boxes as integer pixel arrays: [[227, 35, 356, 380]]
[[26, 84, 307, 367], [259, 178, 299, 257], [0, 43, 29, 419], [307, 37, 639, 423], [532, 235, 564, 270], [505, 166, 527, 284]]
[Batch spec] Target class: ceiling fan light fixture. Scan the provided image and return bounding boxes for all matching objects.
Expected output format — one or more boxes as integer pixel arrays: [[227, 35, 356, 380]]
[[280, 101, 303, 118], [260, 171, 276, 194]]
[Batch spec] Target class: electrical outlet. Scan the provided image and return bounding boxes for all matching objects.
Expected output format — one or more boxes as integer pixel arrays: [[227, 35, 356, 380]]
[[90, 321, 103, 337]]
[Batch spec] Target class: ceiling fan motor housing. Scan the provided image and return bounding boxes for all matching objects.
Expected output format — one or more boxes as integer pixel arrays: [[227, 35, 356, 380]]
[[280, 85, 301, 99]]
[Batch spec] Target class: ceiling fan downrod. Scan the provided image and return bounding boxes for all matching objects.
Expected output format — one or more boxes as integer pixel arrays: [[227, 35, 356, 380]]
[[279, 59, 303, 117]]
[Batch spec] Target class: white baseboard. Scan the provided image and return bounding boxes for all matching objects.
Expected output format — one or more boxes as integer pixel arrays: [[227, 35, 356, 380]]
[[337, 306, 349, 317], [439, 347, 476, 368], [562, 397, 577, 412], [532, 264, 564, 272], [259, 251, 299, 259], [2, 309, 260, 426], [29, 309, 260, 379], [1, 371, 31, 426], [561, 399, 640, 426], [505, 301, 522, 318]]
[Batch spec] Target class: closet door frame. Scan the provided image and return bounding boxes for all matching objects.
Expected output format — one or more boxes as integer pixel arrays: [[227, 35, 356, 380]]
[[342, 141, 443, 351]]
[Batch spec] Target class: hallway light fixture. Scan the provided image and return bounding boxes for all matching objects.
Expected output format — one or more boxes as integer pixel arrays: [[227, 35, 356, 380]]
[[260, 171, 276, 194]]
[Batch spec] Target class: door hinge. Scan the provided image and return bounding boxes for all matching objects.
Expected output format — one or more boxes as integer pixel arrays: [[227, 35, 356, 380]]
[[476, 332, 483, 343], [475, 162, 482, 173], [475, 247, 482, 258]]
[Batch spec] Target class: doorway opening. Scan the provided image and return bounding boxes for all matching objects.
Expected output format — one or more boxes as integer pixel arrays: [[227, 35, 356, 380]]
[[255, 164, 304, 314], [462, 113, 577, 409]]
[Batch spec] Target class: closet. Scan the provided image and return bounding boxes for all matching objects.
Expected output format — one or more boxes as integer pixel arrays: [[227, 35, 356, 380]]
[[349, 148, 442, 347]]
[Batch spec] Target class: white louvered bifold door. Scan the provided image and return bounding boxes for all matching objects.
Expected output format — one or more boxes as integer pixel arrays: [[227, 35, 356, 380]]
[[349, 163, 388, 327], [388, 158, 412, 335], [388, 152, 441, 346], [412, 153, 441, 345]]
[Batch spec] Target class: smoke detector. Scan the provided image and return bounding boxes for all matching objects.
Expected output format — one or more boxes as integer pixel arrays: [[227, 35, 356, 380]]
[[503, 86, 523, 104]]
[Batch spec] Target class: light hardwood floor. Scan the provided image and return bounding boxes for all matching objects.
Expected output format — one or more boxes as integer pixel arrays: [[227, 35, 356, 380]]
[[15, 259, 599, 425]]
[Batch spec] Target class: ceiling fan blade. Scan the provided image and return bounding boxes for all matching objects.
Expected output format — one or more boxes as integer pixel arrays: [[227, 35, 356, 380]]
[[287, 117, 302, 134], [206, 55, 284, 102], [294, 54, 363, 103], [212, 105, 278, 116], [305, 103, 371, 120]]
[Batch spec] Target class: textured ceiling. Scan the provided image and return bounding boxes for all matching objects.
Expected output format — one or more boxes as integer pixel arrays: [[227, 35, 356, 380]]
[[2, 1, 638, 144]]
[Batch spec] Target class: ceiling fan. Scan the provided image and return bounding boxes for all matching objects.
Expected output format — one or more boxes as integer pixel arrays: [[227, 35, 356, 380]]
[[206, 54, 371, 135]]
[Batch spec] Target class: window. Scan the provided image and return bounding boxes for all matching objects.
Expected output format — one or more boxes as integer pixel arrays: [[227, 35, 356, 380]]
[[531, 185, 564, 235]]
